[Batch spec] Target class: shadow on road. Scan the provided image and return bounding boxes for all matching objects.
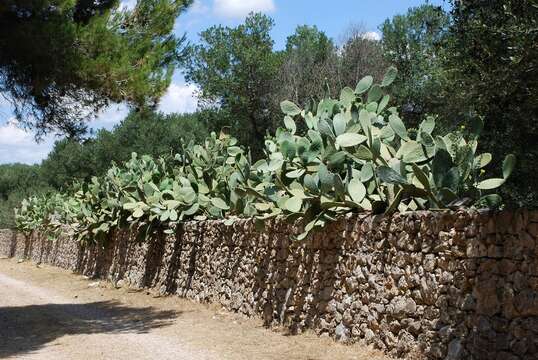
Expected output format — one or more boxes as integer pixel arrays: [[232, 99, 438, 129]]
[[0, 300, 179, 358]]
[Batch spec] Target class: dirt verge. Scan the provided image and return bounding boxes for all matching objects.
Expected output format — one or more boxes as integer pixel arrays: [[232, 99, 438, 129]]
[[0, 258, 390, 360]]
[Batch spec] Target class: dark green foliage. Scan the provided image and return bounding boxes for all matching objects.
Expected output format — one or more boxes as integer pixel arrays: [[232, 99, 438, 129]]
[[6, 1, 538, 235], [0, 164, 51, 228], [0, 110, 208, 227], [40, 139, 99, 190], [0, 0, 192, 138], [184, 13, 281, 158], [275, 25, 336, 106], [15, 71, 515, 242], [446, 0, 538, 208], [184, 17, 390, 158], [90, 110, 209, 169], [380, 4, 451, 127], [378, 2, 537, 207], [337, 27, 388, 90], [40, 110, 209, 189]]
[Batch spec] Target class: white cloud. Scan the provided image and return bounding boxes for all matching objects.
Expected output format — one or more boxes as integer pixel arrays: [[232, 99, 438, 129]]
[[213, 0, 275, 19], [0, 103, 130, 165], [190, 0, 210, 14], [120, 0, 137, 11], [158, 83, 198, 114], [362, 31, 382, 41], [0, 119, 56, 164], [0, 81, 198, 164], [0, 119, 32, 146], [0, 94, 11, 109], [90, 104, 130, 131]]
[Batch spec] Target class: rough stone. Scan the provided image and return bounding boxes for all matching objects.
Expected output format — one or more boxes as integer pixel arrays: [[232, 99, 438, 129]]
[[335, 323, 350, 343], [1, 210, 537, 360]]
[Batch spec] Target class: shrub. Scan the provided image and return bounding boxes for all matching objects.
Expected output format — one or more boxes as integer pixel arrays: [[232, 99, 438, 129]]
[[15, 68, 514, 242]]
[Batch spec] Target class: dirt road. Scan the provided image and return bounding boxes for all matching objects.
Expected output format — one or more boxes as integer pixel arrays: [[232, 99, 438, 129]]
[[0, 259, 388, 360]]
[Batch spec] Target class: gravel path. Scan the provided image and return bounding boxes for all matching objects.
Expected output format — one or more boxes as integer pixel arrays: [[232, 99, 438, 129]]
[[0, 259, 389, 360]]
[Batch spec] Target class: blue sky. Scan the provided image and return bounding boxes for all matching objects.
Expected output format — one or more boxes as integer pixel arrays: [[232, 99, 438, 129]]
[[0, 0, 446, 164]]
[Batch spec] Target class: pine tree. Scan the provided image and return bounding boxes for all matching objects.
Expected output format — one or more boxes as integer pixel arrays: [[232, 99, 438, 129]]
[[0, 0, 192, 138]]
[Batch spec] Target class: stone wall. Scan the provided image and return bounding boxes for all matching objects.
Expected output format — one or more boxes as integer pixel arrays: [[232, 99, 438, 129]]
[[1, 210, 537, 360]]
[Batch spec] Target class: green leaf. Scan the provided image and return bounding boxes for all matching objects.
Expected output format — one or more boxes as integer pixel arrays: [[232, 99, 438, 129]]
[[377, 166, 408, 185], [474, 153, 492, 169], [419, 116, 435, 134], [133, 207, 145, 218], [366, 102, 378, 113], [348, 178, 366, 203], [183, 203, 199, 216], [180, 188, 196, 204], [340, 87, 355, 106], [432, 149, 453, 186], [268, 158, 284, 171], [469, 117, 484, 137], [123, 202, 138, 210], [333, 113, 347, 136], [412, 164, 431, 190], [164, 200, 181, 209], [255, 202, 272, 211], [327, 151, 346, 167], [336, 133, 368, 148], [355, 145, 373, 160], [442, 168, 461, 192], [317, 99, 336, 117], [381, 66, 398, 87], [334, 174, 345, 199], [289, 186, 307, 199], [169, 209, 178, 221], [283, 116, 296, 134], [280, 100, 301, 116], [367, 84, 383, 103], [358, 109, 371, 136], [318, 164, 334, 192], [227, 146, 242, 156], [304, 174, 319, 193], [308, 130, 323, 149], [360, 163, 374, 182], [355, 76, 373, 94], [400, 141, 429, 163], [502, 154, 516, 179], [285, 196, 303, 213], [389, 114, 409, 140], [304, 113, 317, 129], [281, 140, 297, 159], [476, 178, 505, 190], [211, 197, 230, 210], [377, 95, 390, 114], [318, 119, 335, 139], [286, 168, 305, 179], [385, 187, 403, 214], [418, 131, 434, 147]]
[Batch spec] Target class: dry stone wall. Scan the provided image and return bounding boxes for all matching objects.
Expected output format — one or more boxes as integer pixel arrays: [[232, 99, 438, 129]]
[[1, 210, 537, 360]]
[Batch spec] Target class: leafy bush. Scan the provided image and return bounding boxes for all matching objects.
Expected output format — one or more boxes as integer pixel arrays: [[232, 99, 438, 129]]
[[15, 68, 514, 242]]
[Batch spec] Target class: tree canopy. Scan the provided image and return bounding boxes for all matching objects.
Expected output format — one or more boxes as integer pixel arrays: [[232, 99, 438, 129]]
[[441, 0, 538, 207], [40, 110, 209, 189], [184, 13, 281, 157], [184, 16, 388, 155], [1, 1, 537, 231], [0, 0, 192, 138], [380, 4, 451, 126], [0, 163, 51, 228]]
